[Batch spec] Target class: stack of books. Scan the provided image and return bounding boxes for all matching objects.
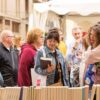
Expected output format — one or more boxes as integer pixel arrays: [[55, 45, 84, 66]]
[[33, 86, 89, 100], [0, 86, 90, 100], [90, 85, 100, 100], [0, 88, 4, 100], [1, 87, 21, 100]]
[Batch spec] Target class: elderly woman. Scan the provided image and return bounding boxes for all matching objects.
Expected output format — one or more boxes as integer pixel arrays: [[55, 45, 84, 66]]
[[13, 34, 22, 55], [84, 23, 100, 88], [35, 28, 69, 86], [18, 28, 44, 86]]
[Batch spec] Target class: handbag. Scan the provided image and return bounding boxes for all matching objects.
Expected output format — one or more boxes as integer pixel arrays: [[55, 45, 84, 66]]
[[31, 47, 47, 86], [31, 68, 46, 86]]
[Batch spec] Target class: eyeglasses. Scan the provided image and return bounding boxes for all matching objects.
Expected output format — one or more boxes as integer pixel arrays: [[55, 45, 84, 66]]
[[40, 36, 44, 39], [7, 35, 15, 38], [74, 33, 81, 35]]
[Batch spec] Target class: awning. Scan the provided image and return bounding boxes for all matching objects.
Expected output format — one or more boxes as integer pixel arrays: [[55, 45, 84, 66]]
[[34, 0, 100, 16]]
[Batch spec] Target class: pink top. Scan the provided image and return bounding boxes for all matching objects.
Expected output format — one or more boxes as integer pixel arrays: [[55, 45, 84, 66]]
[[85, 45, 100, 66]]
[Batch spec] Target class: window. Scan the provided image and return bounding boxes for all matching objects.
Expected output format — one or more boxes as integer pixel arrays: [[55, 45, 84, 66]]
[[5, 20, 10, 29], [12, 21, 20, 33], [5, 20, 10, 25], [25, 0, 28, 16], [26, 24, 28, 34], [0, 19, 2, 24]]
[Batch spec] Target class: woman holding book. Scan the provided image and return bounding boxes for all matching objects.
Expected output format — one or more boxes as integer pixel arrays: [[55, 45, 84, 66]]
[[35, 28, 69, 86]]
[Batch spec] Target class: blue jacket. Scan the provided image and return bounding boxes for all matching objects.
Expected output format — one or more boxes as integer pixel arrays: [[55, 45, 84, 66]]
[[35, 46, 69, 86]]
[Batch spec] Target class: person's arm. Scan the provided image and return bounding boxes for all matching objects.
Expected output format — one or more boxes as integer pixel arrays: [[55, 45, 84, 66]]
[[82, 47, 92, 85], [35, 50, 54, 75], [18, 48, 35, 86]]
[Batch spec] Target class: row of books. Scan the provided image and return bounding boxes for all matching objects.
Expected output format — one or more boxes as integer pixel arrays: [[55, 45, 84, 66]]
[[34, 86, 89, 100], [0, 87, 31, 100], [90, 84, 100, 100], [0, 85, 100, 100]]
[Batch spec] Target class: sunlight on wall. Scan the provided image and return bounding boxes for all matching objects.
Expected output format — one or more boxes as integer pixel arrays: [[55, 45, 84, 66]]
[[29, 14, 34, 31], [66, 19, 77, 44], [50, 0, 100, 4]]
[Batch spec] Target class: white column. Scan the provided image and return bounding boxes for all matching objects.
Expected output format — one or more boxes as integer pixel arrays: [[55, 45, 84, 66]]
[[20, 0, 25, 18]]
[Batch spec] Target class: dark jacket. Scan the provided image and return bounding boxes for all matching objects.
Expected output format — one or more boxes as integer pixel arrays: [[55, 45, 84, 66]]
[[18, 43, 37, 86], [0, 43, 18, 86]]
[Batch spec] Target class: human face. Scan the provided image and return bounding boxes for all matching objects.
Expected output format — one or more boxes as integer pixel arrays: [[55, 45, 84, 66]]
[[6, 32, 15, 46], [36, 34, 44, 47], [89, 30, 96, 47], [46, 38, 58, 51], [73, 29, 82, 40]]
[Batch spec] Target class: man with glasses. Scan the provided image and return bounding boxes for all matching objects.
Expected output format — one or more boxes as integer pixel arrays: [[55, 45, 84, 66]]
[[66, 26, 83, 87], [0, 30, 18, 86]]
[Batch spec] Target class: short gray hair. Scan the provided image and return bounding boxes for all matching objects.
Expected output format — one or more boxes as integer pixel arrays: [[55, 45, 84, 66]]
[[0, 30, 13, 41]]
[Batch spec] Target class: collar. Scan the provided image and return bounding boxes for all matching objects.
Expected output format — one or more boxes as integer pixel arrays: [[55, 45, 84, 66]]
[[0, 43, 10, 52], [45, 45, 58, 56]]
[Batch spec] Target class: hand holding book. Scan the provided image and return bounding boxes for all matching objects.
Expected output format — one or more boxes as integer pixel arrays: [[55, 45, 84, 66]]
[[40, 57, 52, 69], [47, 64, 55, 73]]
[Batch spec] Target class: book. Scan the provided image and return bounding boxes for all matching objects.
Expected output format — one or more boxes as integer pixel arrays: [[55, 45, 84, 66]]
[[96, 84, 100, 100], [90, 85, 97, 100], [40, 57, 52, 69], [1, 87, 21, 100]]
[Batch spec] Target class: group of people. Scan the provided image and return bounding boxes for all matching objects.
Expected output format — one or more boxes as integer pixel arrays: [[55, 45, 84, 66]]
[[0, 22, 100, 89], [67, 22, 100, 88]]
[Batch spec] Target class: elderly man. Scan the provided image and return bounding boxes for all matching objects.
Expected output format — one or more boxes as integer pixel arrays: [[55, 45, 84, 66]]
[[0, 30, 18, 86], [66, 26, 83, 87]]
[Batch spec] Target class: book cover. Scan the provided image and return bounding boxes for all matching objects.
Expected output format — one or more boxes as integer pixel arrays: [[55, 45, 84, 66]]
[[40, 57, 52, 69]]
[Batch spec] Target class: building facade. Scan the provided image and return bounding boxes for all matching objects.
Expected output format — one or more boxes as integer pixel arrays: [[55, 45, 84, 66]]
[[0, 0, 33, 40]]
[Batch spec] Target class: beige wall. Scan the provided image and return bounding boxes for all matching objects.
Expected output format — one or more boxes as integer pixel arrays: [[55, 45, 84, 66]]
[[6, 0, 16, 17], [0, 0, 33, 40], [0, 0, 24, 18], [0, 0, 2, 13], [20, 0, 25, 18], [0, 0, 5, 13], [66, 15, 100, 32]]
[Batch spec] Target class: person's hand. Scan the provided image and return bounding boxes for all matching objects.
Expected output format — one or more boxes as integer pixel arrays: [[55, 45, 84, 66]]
[[47, 64, 55, 73], [72, 42, 78, 53], [76, 49, 82, 60]]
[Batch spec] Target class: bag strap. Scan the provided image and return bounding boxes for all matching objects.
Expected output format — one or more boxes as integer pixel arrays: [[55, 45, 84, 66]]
[[53, 51, 59, 69], [41, 46, 46, 57]]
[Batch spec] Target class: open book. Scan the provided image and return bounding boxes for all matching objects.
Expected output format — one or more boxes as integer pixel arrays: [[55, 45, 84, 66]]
[[40, 57, 52, 69]]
